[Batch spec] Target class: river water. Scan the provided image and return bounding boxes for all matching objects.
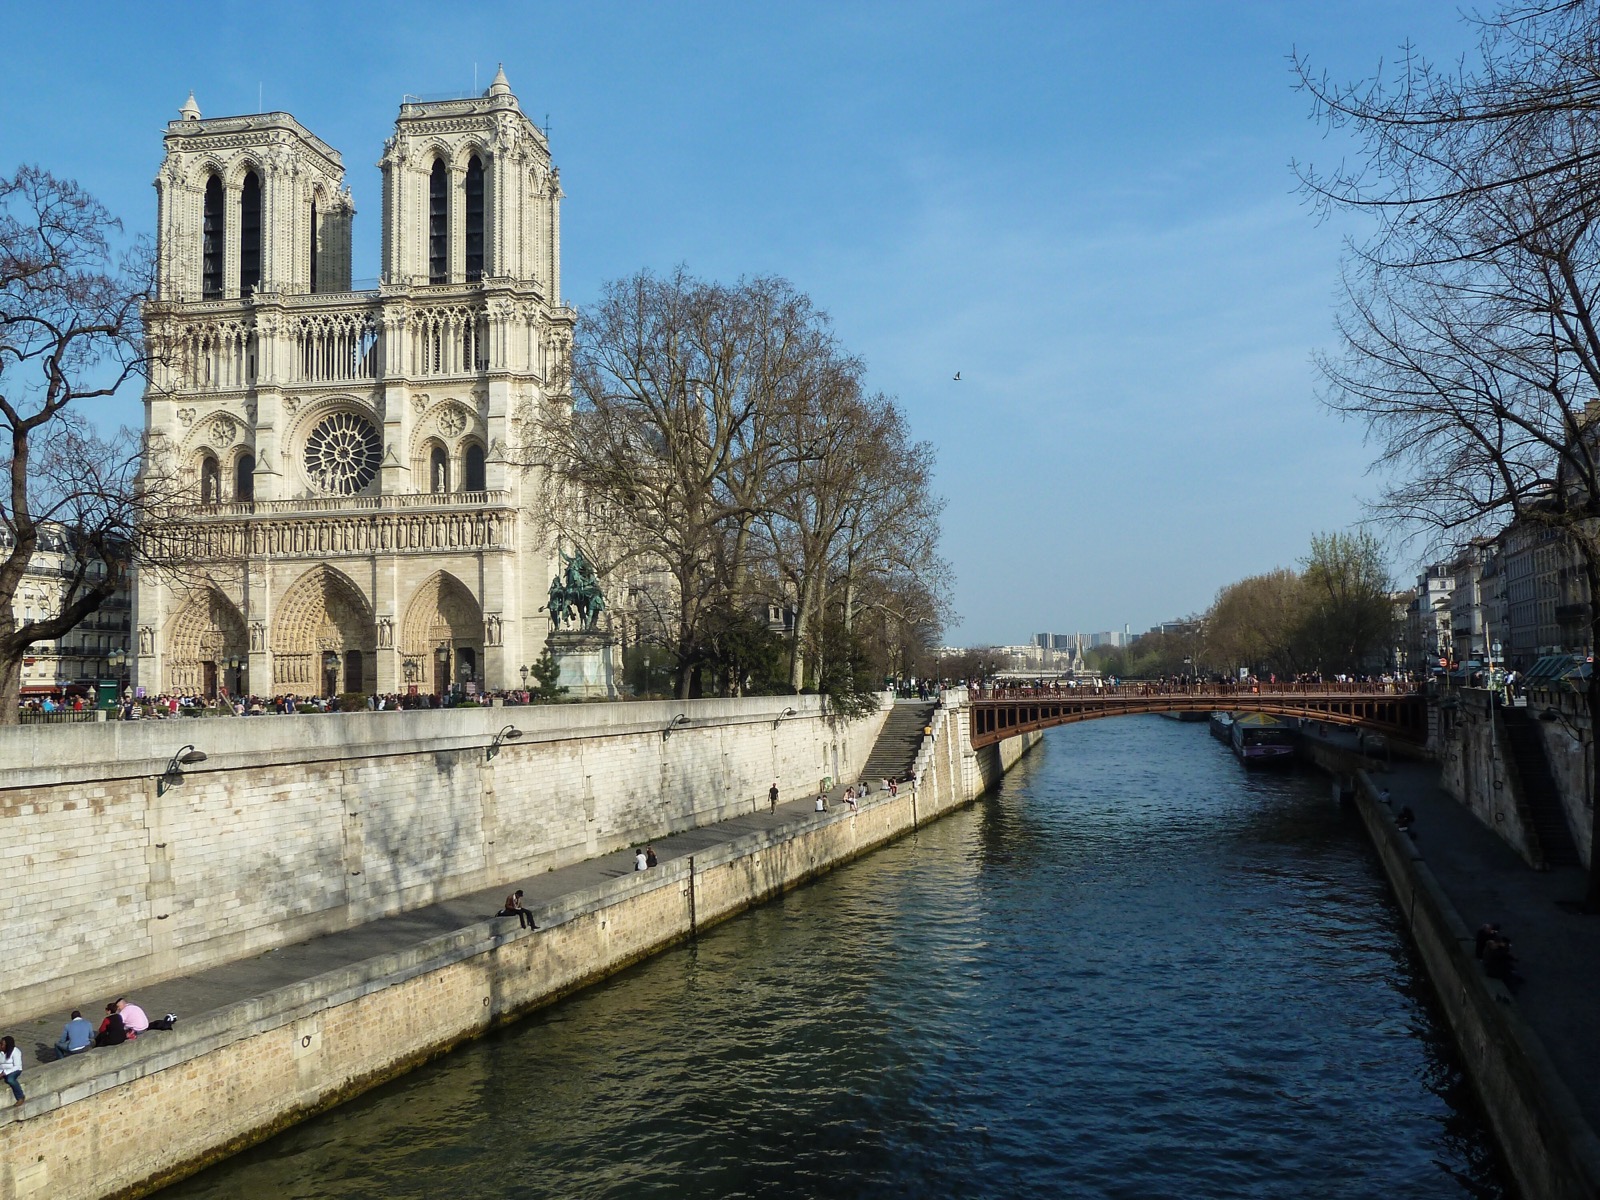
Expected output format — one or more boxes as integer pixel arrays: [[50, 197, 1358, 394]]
[[163, 717, 1512, 1199]]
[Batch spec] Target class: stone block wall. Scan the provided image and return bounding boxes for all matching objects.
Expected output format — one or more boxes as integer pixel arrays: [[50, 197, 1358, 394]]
[[1435, 690, 1539, 865], [0, 693, 1038, 1200], [0, 696, 889, 1018]]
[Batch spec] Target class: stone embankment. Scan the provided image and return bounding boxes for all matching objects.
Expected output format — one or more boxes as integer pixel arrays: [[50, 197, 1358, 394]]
[[0, 690, 1038, 1200], [1301, 731, 1600, 1200]]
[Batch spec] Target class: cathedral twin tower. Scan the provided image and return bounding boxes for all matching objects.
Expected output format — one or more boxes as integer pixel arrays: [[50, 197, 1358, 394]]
[[136, 68, 574, 700]]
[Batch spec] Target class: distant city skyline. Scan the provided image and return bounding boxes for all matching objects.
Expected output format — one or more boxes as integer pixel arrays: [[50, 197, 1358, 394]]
[[2, 2, 1479, 643]]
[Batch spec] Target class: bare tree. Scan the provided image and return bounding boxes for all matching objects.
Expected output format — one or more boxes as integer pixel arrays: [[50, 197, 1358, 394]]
[[0, 167, 152, 722], [1300, 2, 1600, 905]]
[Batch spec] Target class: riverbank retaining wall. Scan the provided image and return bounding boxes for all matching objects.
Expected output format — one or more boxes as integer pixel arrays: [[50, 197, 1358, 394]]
[[0, 696, 890, 1021], [0, 689, 1039, 1200], [1433, 690, 1541, 866], [1303, 739, 1600, 1200]]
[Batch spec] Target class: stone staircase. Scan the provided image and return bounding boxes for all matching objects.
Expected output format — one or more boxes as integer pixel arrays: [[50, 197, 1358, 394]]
[[1500, 706, 1582, 867], [857, 701, 939, 784]]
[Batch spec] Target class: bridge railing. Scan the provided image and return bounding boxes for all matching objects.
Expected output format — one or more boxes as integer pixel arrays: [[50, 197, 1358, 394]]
[[970, 681, 1424, 701]]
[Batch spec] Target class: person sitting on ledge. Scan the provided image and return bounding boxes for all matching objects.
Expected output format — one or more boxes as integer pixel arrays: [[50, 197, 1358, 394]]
[[54, 1010, 93, 1057], [94, 1004, 129, 1047], [1475, 922, 1502, 960], [498, 889, 536, 929], [634, 848, 648, 871], [1483, 934, 1523, 993], [645, 846, 659, 869], [1395, 806, 1416, 833], [117, 997, 150, 1035]]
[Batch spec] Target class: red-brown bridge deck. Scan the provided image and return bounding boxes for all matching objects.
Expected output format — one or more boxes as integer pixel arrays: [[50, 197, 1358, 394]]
[[968, 684, 1427, 750]]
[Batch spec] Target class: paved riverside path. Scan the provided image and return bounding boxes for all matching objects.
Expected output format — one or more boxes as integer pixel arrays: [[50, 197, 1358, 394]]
[[4, 778, 881, 1071], [1304, 725, 1600, 1137]]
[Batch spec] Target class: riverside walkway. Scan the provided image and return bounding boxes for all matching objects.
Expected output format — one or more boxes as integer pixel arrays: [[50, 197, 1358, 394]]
[[1303, 725, 1600, 1143], [3, 782, 867, 1077]]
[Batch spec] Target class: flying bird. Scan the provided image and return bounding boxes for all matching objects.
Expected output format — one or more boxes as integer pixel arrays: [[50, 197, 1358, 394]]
[[952, 371, 961, 381]]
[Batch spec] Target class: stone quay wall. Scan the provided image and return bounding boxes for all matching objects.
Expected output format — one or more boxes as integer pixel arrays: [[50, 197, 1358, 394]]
[[0, 689, 1039, 1200], [0, 696, 891, 1020], [1303, 738, 1600, 1200]]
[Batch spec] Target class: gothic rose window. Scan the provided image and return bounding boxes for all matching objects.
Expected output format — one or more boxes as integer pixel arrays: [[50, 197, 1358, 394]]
[[303, 412, 381, 495]]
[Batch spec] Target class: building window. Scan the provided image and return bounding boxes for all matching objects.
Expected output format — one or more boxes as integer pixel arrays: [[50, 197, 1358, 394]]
[[430, 444, 449, 494], [235, 454, 255, 502], [200, 455, 220, 504], [309, 198, 318, 293], [240, 171, 262, 296], [202, 176, 224, 299], [465, 156, 485, 282], [429, 161, 448, 284], [463, 442, 486, 492], [303, 412, 381, 495]]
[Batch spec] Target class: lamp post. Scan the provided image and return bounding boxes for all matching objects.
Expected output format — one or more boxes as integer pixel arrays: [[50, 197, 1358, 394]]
[[108, 649, 129, 699], [402, 658, 419, 697]]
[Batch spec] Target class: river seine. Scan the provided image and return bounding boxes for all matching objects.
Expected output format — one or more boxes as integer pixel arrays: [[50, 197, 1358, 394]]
[[163, 716, 1512, 1199]]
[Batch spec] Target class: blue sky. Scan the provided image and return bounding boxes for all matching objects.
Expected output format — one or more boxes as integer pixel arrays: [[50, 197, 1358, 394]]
[[1, 2, 1477, 643]]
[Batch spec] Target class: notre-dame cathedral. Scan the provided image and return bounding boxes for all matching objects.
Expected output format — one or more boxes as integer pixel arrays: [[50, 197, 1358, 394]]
[[133, 67, 574, 698]]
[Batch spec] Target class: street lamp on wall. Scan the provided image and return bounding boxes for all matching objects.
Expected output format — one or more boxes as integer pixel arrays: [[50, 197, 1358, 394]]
[[773, 706, 797, 729], [157, 744, 207, 797], [488, 724, 523, 761], [663, 713, 690, 741]]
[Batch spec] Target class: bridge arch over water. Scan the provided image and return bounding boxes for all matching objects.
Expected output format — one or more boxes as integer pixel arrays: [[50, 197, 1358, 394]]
[[967, 686, 1427, 750]]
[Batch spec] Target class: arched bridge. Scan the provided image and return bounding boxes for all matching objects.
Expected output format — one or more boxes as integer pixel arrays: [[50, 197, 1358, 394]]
[[968, 683, 1427, 750]]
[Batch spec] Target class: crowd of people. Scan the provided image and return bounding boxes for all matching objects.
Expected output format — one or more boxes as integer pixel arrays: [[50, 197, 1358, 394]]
[[3, 997, 177, 1110]]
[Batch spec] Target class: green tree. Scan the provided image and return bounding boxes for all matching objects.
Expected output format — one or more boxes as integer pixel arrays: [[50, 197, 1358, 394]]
[[1299, 531, 1396, 673]]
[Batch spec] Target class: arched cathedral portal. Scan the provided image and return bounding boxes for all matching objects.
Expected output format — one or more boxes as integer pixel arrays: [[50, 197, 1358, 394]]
[[401, 572, 484, 694], [165, 587, 248, 697], [271, 566, 375, 697]]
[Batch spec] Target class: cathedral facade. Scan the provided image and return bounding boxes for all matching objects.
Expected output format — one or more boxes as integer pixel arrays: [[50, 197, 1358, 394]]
[[133, 68, 573, 698]]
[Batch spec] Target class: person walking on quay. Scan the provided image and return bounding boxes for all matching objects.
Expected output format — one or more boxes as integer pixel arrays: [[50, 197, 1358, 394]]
[[769, 781, 779, 813], [1, 1036, 23, 1105]]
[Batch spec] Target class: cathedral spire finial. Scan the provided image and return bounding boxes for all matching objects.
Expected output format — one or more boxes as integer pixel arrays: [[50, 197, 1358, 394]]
[[487, 63, 512, 98], [180, 91, 202, 121]]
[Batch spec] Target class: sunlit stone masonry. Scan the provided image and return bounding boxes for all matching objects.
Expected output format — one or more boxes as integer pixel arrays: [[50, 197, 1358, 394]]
[[134, 67, 575, 698]]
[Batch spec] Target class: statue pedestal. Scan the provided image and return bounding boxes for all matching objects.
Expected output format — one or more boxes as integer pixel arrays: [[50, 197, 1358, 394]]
[[548, 630, 617, 700]]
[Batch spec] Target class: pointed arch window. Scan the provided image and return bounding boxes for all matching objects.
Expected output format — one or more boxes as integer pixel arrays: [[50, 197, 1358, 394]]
[[429, 161, 449, 284], [465, 156, 485, 282], [200, 455, 221, 505], [235, 454, 255, 502], [463, 442, 486, 492], [430, 444, 450, 494], [309, 198, 319, 293], [240, 171, 262, 296], [202, 176, 224, 299]]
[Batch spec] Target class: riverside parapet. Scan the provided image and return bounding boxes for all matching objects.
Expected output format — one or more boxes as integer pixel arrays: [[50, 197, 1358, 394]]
[[0, 690, 1039, 1200]]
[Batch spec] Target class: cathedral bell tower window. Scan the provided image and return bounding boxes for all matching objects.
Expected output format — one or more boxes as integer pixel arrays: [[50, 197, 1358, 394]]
[[429, 161, 449, 284], [240, 171, 263, 297], [465, 156, 485, 282], [235, 454, 255, 502], [202, 177, 224, 299]]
